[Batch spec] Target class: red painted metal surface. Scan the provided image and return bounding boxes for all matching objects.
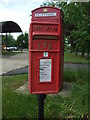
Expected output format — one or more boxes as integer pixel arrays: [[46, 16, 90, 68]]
[[29, 6, 64, 94]]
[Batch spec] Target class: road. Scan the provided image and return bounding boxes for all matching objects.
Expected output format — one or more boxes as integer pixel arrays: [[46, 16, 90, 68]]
[[2, 63, 88, 76], [1, 52, 88, 76]]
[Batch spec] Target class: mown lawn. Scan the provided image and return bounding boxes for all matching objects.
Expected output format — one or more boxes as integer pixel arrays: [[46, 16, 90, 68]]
[[2, 51, 22, 55], [64, 52, 89, 64], [2, 69, 88, 119]]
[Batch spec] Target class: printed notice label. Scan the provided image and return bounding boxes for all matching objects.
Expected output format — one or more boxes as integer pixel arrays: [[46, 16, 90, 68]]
[[39, 59, 51, 82]]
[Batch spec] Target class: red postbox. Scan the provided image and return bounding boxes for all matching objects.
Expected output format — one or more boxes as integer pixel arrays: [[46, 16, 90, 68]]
[[29, 6, 64, 94]]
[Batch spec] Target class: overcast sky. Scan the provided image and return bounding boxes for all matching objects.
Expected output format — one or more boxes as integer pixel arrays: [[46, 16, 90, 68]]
[[0, 0, 46, 39]]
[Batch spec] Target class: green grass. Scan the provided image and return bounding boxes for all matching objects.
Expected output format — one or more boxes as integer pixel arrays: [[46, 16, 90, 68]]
[[45, 84, 88, 119], [64, 69, 88, 84], [64, 52, 89, 64], [2, 70, 88, 119], [2, 74, 38, 118], [44, 69, 88, 119], [2, 51, 22, 55]]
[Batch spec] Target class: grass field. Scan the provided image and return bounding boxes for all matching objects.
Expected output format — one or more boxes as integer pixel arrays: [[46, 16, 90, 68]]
[[64, 52, 89, 64], [2, 69, 88, 119], [2, 51, 22, 55]]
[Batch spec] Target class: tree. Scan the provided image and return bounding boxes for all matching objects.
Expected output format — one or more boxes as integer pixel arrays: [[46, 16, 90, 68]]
[[2, 34, 16, 47], [24, 32, 28, 49], [40, 1, 90, 57], [16, 32, 28, 49], [67, 2, 90, 57], [78, 3, 90, 57]]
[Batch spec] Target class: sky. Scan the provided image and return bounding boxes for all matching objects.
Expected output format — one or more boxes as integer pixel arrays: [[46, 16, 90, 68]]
[[0, 0, 46, 39]]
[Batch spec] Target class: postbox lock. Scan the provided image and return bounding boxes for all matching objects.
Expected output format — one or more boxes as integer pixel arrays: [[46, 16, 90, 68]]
[[43, 52, 48, 57]]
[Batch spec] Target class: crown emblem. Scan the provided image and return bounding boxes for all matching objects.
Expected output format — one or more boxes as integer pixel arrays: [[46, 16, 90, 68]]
[[43, 8, 48, 12]]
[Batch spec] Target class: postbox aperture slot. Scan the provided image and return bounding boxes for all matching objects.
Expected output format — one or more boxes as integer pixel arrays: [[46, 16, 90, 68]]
[[33, 35, 58, 40]]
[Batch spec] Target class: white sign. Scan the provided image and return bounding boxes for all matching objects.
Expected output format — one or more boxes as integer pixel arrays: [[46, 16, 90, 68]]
[[39, 59, 52, 82], [35, 12, 56, 17]]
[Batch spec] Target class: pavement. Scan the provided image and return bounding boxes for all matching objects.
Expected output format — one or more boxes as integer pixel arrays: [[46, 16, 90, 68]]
[[1, 51, 88, 76], [2, 52, 28, 75]]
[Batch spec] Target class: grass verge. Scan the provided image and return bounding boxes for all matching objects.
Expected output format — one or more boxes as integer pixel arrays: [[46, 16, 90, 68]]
[[2, 70, 88, 119], [2, 51, 22, 55]]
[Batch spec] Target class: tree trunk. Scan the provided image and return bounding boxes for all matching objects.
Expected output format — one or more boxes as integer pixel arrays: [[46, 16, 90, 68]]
[[76, 47, 78, 55], [87, 48, 89, 59], [82, 50, 85, 56], [6, 33, 7, 50], [70, 47, 73, 53], [70, 38, 74, 53]]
